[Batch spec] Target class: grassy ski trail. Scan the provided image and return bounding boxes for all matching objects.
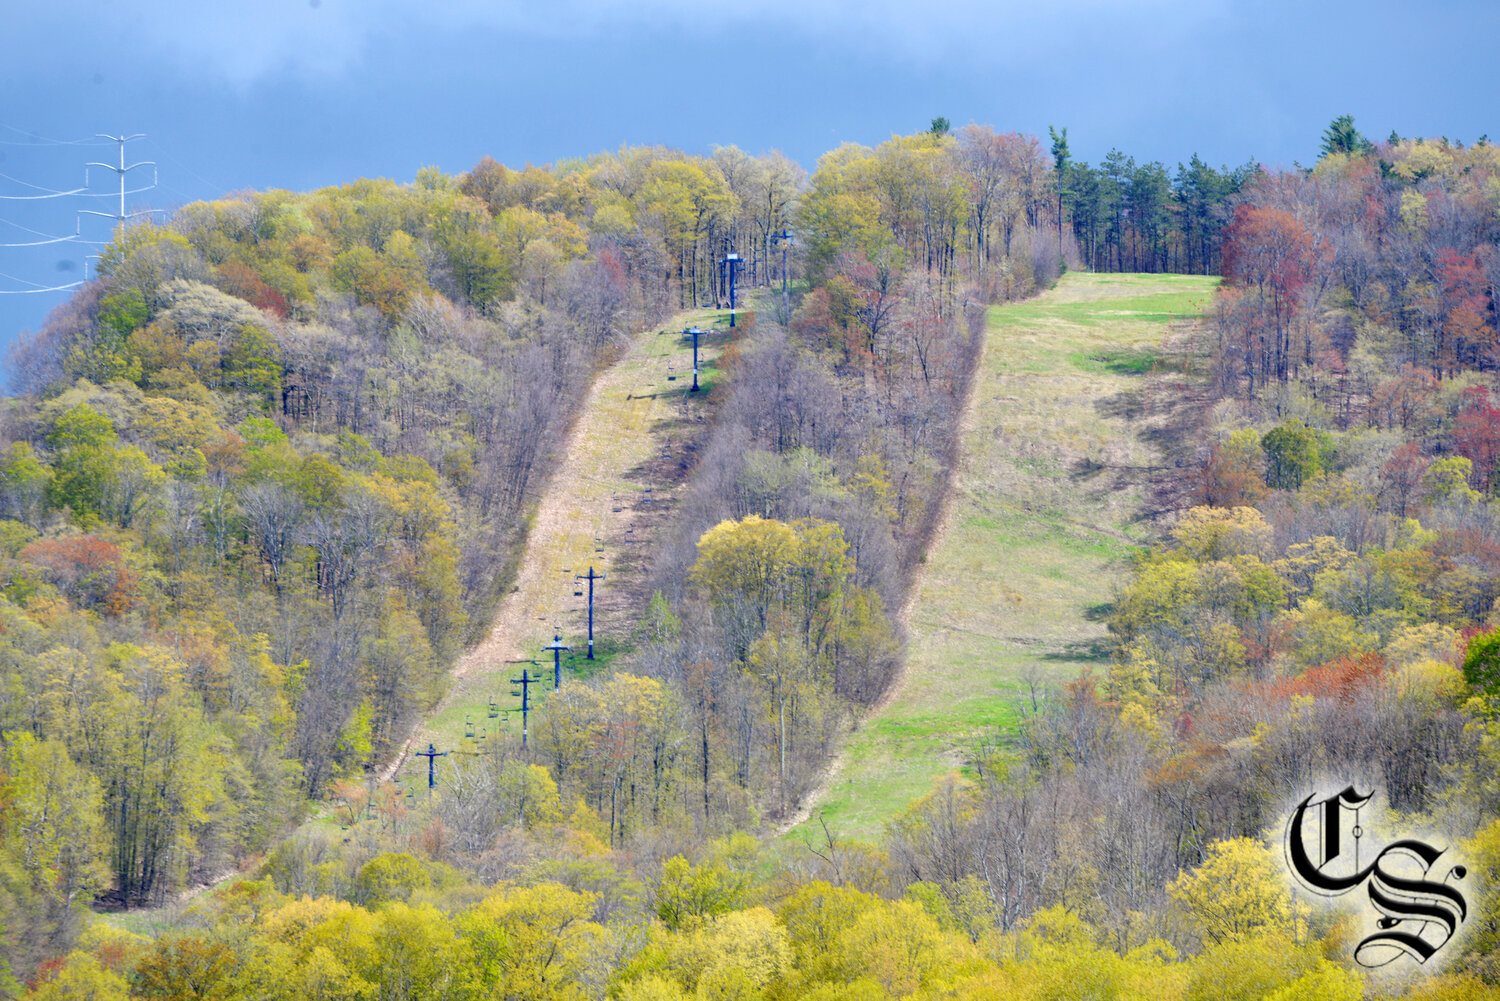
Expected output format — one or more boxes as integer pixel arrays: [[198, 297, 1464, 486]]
[[790, 273, 1219, 840]]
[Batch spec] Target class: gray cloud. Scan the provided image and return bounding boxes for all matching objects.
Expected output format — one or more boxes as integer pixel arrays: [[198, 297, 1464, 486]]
[[19, 0, 1227, 85]]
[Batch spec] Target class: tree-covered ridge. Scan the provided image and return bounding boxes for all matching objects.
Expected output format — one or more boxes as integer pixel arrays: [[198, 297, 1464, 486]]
[[10, 847, 1424, 1001], [0, 125, 1070, 980], [18, 805, 1500, 1000], [13, 116, 1499, 998]]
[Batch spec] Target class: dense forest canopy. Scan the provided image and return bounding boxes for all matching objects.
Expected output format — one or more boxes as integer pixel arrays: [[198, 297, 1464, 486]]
[[2, 118, 1499, 1000]]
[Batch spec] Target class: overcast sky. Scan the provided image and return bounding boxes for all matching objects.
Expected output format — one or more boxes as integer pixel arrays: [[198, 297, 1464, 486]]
[[2, 0, 1495, 354]]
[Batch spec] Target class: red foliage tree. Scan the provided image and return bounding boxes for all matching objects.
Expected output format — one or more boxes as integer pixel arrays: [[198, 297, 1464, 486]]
[[1221, 205, 1318, 389], [830, 250, 900, 366], [1452, 385, 1500, 492], [215, 262, 289, 318], [1197, 439, 1268, 508], [1378, 441, 1430, 517], [1369, 364, 1439, 432], [18, 535, 135, 614], [1288, 652, 1387, 705], [1436, 248, 1492, 371]]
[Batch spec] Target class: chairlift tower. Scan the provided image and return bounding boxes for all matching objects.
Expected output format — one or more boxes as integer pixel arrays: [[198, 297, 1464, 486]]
[[684, 326, 709, 391], [575, 567, 604, 659], [719, 251, 745, 327], [511, 666, 540, 748], [771, 229, 792, 292], [414, 743, 448, 799], [543, 634, 573, 690]]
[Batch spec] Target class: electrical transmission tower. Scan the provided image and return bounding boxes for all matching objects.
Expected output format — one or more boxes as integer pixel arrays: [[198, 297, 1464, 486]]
[[0, 132, 160, 297], [80, 134, 158, 229], [79, 134, 162, 278]]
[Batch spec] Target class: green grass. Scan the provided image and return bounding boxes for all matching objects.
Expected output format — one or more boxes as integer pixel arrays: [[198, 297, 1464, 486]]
[[1069, 347, 1159, 376], [99, 908, 192, 937], [789, 272, 1219, 840]]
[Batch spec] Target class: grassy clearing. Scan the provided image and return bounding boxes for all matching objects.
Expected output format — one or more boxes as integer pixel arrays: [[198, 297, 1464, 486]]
[[789, 272, 1218, 841]]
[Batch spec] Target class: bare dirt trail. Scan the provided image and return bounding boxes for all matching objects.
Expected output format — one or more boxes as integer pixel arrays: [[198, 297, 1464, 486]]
[[378, 309, 730, 787]]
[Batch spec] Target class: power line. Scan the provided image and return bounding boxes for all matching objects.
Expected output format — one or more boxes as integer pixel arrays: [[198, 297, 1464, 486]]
[[1, 131, 158, 296], [0, 269, 65, 288], [0, 216, 79, 247], [3, 218, 77, 239], [150, 143, 225, 200], [73, 187, 160, 199], [0, 268, 83, 294], [0, 283, 84, 295], [0, 122, 113, 147], [0, 171, 86, 195], [0, 187, 85, 201], [0, 235, 77, 247]]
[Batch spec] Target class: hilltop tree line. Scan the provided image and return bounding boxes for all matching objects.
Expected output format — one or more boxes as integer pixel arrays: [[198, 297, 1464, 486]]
[[1048, 127, 1258, 276], [795, 125, 1255, 300]]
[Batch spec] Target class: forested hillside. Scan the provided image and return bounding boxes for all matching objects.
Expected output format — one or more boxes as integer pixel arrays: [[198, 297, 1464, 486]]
[[0, 147, 810, 956], [4, 119, 1498, 1000], [871, 122, 1500, 995], [0, 125, 1067, 976]]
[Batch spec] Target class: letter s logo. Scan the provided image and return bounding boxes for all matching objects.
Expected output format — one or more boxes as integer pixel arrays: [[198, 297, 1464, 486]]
[[1285, 787, 1467, 968]]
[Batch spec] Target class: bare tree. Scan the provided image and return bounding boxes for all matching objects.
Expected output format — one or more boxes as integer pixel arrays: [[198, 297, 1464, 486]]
[[242, 482, 305, 596]]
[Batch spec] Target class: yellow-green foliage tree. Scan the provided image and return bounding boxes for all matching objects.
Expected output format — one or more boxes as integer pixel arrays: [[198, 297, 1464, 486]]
[[1167, 837, 1300, 947], [531, 673, 683, 848], [689, 515, 895, 817]]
